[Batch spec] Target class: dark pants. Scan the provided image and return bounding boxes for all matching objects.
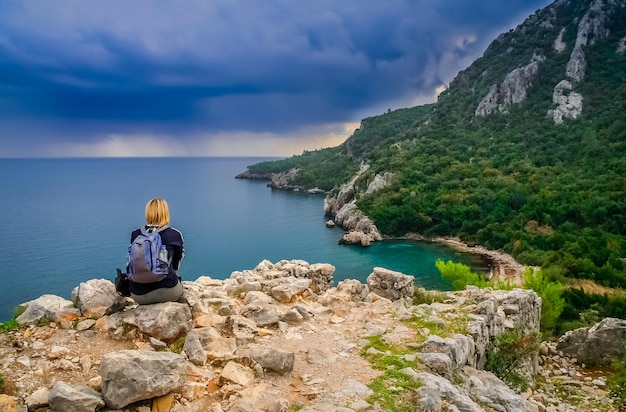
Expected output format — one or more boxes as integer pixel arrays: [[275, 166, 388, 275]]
[[131, 280, 184, 305]]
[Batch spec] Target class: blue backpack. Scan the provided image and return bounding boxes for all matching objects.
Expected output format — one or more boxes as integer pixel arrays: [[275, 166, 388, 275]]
[[127, 225, 170, 283]]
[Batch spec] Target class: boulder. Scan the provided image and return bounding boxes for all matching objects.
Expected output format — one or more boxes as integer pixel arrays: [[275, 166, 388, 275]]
[[220, 361, 255, 386], [241, 303, 280, 327], [122, 302, 192, 342], [366, 267, 414, 301], [245, 346, 295, 375], [557, 317, 626, 364], [48, 381, 104, 412], [223, 314, 259, 344], [270, 278, 311, 303], [320, 279, 370, 304], [26, 388, 50, 410], [99, 350, 186, 409], [183, 327, 236, 363], [16, 294, 80, 326], [71, 279, 127, 318]]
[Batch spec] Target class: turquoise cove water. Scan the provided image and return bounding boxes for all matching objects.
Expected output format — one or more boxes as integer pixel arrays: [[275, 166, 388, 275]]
[[0, 157, 488, 321]]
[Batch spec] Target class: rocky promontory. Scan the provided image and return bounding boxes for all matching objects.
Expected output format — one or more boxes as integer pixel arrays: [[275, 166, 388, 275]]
[[1, 260, 621, 411]]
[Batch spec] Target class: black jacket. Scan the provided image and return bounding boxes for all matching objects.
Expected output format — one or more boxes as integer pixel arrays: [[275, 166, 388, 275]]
[[127, 225, 185, 295]]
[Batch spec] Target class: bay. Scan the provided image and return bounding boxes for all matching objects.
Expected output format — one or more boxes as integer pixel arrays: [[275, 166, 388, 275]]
[[0, 157, 487, 322]]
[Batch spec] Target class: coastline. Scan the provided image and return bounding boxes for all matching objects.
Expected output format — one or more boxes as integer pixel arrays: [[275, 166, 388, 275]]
[[393, 233, 526, 286]]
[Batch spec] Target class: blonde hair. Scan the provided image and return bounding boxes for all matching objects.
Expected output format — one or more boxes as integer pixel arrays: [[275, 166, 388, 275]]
[[145, 198, 170, 226]]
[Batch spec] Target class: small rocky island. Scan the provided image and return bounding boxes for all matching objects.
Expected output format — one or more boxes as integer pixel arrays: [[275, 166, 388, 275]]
[[1, 259, 623, 411]]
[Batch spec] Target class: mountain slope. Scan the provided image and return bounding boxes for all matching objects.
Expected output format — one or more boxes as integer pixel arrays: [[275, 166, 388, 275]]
[[245, 0, 626, 287]]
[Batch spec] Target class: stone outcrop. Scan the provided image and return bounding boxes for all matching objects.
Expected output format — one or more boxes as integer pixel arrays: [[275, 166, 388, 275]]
[[547, 80, 583, 124], [475, 54, 544, 117], [122, 302, 193, 342], [364, 172, 393, 195], [268, 168, 299, 190], [366, 267, 414, 301], [565, 0, 612, 82], [548, 0, 619, 123], [16, 294, 80, 327], [0, 260, 619, 411], [236, 168, 324, 194], [556, 317, 626, 364], [100, 350, 186, 408], [324, 165, 384, 247], [71, 278, 128, 319], [48, 381, 105, 412]]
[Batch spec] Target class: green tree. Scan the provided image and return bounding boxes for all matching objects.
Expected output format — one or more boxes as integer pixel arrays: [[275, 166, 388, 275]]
[[435, 260, 488, 290], [523, 269, 565, 331]]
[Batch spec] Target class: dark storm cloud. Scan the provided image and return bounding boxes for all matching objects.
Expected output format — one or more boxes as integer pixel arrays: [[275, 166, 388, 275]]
[[0, 0, 551, 154]]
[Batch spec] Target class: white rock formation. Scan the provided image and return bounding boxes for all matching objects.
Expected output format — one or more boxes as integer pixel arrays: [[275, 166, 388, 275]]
[[554, 27, 567, 52], [548, 80, 583, 124], [475, 54, 544, 116], [548, 0, 616, 123], [565, 0, 612, 82]]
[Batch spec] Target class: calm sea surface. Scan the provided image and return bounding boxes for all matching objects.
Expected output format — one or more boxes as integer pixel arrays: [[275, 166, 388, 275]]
[[0, 157, 487, 322]]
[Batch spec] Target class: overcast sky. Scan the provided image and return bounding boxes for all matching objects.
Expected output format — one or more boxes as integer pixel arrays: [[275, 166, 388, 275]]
[[0, 0, 551, 158]]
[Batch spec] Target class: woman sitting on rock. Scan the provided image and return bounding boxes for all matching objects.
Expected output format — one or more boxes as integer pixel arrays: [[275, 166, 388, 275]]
[[127, 198, 185, 304]]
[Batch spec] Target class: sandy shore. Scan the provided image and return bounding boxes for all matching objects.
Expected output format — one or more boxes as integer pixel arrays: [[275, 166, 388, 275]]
[[397, 234, 527, 286]]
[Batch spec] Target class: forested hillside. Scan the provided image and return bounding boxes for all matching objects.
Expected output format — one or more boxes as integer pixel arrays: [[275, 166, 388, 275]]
[[246, 0, 626, 299]]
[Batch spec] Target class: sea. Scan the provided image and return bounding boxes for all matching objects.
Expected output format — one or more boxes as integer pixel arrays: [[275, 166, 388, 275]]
[[0, 157, 488, 322]]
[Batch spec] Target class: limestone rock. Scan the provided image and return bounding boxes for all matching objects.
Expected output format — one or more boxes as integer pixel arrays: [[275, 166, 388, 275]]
[[223, 314, 259, 344], [48, 381, 105, 412], [366, 267, 414, 301], [26, 388, 50, 410], [463, 367, 532, 411], [189, 327, 237, 362], [122, 301, 192, 342], [71, 278, 127, 319], [246, 346, 295, 375], [556, 317, 626, 364], [220, 361, 255, 386], [323, 165, 382, 246], [420, 334, 476, 371], [99, 350, 186, 409], [409, 370, 484, 412], [565, 0, 611, 82], [241, 303, 279, 327], [16, 294, 80, 326], [364, 172, 394, 194], [548, 80, 583, 124], [268, 168, 302, 190], [270, 278, 311, 303], [475, 54, 544, 116]]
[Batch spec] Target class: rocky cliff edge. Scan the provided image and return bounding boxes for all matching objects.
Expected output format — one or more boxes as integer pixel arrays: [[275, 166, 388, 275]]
[[0, 260, 619, 411]]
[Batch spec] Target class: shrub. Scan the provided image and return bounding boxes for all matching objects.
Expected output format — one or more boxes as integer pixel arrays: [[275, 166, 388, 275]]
[[608, 344, 626, 409], [0, 319, 19, 333], [523, 269, 565, 331], [435, 259, 488, 290], [485, 328, 540, 391], [412, 288, 448, 305]]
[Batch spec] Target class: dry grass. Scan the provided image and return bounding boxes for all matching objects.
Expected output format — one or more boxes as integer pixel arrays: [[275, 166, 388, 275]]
[[567, 279, 626, 298]]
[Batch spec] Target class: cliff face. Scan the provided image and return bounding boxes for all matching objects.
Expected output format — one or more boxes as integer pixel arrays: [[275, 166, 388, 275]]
[[475, 53, 545, 117], [471, 0, 623, 123]]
